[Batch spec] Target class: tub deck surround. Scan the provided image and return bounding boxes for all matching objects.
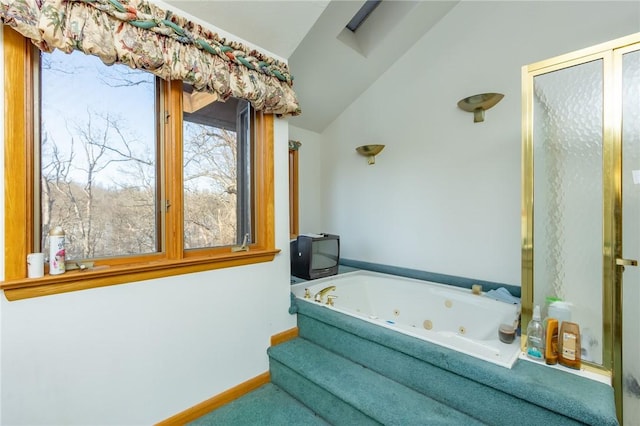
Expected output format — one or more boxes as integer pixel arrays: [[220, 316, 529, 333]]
[[339, 258, 522, 298], [291, 270, 522, 368], [292, 299, 618, 426]]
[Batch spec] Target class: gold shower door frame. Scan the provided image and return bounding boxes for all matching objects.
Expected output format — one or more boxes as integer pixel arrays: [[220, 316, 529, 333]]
[[522, 32, 640, 422]]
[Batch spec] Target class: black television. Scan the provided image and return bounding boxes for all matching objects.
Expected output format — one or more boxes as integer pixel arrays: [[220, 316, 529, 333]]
[[290, 233, 340, 280]]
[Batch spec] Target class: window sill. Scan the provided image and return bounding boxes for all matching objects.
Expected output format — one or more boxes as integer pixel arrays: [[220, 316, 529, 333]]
[[1, 248, 280, 301]]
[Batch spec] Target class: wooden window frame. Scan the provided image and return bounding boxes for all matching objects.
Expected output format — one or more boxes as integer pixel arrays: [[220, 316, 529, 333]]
[[289, 147, 299, 238], [1, 27, 278, 301]]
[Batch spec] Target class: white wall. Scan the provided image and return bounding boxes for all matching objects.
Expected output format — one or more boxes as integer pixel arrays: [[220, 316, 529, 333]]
[[0, 21, 296, 426], [293, 1, 640, 286]]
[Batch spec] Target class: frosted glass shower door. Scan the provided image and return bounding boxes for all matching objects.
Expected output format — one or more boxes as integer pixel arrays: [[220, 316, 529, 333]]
[[621, 47, 640, 426], [532, 59, 604, 365], [524, 33, 640, 423]]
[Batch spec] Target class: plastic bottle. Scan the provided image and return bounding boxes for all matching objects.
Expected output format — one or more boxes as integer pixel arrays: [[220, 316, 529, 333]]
[[526, 305, 545, 361], [545, 318, 559, 365], [558, 321, 581, 369], [48, 226, 66, 275], [548, 301, 572, 327]]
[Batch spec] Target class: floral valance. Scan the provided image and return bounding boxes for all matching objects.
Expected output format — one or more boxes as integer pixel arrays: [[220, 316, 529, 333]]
[[1, 0, 301, 116]]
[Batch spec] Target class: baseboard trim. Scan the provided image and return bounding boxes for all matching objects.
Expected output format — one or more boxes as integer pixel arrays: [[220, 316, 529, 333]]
[[270, 327, 298, 346], [156, 328, 299, 425], [156, 371, 270, 426]]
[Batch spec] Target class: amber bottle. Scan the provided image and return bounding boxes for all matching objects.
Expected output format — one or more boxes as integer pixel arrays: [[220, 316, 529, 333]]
[[558, 321, 581, 369], [545, 318, 558, 365]]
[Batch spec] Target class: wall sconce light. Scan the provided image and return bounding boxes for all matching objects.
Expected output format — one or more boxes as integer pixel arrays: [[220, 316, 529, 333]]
[[356, 145, 385, 165], [457, 93, 504, 123]]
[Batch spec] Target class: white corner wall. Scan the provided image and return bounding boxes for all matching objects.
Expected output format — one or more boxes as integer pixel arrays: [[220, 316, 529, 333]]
[[294, 1, 640, 286], [0, 20, 296, 426]]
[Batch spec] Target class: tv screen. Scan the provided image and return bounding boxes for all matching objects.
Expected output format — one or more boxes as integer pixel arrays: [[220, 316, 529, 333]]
[[311, 238, 339, 270]]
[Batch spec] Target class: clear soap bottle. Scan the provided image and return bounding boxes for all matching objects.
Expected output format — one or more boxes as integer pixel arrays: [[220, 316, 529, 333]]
[[526, 305, 545, 361]]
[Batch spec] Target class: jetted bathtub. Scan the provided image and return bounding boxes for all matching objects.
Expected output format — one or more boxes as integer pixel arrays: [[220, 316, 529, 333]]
[[291, 270, 522, 368]]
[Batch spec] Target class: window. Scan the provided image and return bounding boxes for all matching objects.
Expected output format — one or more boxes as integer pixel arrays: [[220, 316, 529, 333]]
[[39, 50, 160, 259], [2, 27, 278, 300], [182, 88, 253, 250]]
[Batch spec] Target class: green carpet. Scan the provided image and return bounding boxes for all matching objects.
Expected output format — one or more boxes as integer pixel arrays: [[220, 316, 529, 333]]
[[188, 383, 330, 425], [190, 293, 618, 426], [269, 338, 485, 425], [294, 299, 618, 426]]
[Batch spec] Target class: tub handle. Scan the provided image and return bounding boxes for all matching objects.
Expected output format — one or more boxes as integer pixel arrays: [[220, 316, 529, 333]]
[[326, 295, 338, 307], [616, 258, 638, 272]]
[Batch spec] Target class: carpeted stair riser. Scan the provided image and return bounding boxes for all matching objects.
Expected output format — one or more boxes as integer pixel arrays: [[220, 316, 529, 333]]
[[269, 358, 380, 425], [296, 314, 582, 426], [268, 338, 485, 425], [294, 300, 617, 426]]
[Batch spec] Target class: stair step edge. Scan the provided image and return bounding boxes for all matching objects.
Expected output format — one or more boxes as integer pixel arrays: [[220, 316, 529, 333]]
[[268, 338, 484, 425]]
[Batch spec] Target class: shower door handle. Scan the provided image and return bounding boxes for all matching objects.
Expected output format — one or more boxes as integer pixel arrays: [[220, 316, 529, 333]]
[[616, 258, 638, 271]]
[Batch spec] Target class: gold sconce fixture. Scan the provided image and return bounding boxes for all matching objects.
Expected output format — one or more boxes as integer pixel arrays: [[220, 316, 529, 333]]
[[457, 93, 504, 123], [356, 145, 385, 165]]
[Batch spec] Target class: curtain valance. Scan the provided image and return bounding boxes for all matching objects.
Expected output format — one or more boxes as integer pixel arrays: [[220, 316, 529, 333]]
[[1, 0, 301, 116]]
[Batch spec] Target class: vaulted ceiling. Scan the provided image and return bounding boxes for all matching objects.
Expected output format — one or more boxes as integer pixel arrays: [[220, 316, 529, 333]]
[[165, 1, 459, 133]]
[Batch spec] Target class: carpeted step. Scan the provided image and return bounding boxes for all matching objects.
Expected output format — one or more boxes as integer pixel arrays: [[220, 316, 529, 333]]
[[268, 338, 485, 425], [297, 312, 586, 425], [188, 383, 330, 426], [295, 300, 616, 426]]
